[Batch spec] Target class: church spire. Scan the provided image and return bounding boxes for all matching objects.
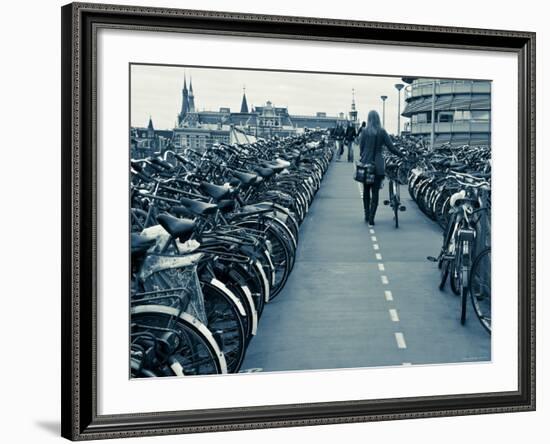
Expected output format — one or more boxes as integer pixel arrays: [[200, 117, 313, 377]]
[[240, 86, 249, 113], [349, 88, 358, 123], [188, 75, 196, 113], [147, 116, 155, 138], [178, 72, 190, 125]]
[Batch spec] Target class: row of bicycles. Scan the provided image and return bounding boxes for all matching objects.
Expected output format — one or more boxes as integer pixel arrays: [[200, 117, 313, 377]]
[[385, 138, 492, 334], [129, 131, 333, 376]]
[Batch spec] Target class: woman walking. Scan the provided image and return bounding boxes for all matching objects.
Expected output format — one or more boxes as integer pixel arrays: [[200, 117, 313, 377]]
[[358, 110, 403, 226]]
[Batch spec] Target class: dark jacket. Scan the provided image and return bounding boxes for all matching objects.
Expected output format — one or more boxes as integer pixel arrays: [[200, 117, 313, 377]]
[[334, 126, 345, 140], [359, 128, 402, 176], [344, 126, 356, 142]]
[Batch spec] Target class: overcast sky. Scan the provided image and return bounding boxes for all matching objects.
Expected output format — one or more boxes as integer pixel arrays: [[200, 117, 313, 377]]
[[130, 64, 410, 133]]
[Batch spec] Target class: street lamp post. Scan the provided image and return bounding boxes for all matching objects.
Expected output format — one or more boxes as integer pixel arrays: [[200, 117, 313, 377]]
[[394, 83, 404, 136], [380, 95, 388, 127], [430, 80, 436, 150]]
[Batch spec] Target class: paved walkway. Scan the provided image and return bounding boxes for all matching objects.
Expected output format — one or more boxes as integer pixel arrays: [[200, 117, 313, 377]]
[[242, 149, 491, 372]]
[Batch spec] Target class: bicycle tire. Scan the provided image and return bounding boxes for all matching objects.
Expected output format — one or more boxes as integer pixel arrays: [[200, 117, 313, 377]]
[[439, 258, 450, 290], [131, 305, 227, 376], [469, 248, 491, 333], [235, 219, 293, 299], [201, 280, 247, 373], [393, 188, 399, 229], [210, 263, 259, 339], [231, 263, 266, 318], [457, 241, 470, 325]]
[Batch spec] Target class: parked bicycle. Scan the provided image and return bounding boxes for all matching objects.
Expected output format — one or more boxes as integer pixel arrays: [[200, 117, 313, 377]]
[[129, 130, 336, 376]]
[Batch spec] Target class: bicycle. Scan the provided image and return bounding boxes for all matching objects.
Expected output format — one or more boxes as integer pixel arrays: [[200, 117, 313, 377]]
[[430, 176, 490, 328], [130, 231, 229, 377], [383, 177, 406, 228]]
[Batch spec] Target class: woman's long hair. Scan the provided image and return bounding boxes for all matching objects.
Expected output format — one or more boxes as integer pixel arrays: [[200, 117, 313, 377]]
[[366, 110, 382, 136]]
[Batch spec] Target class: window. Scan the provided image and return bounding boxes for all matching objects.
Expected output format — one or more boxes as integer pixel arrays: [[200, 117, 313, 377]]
[[454, 110, 472, 121], [412, 113, 428, 124], [438, 112, 454, 123], [471, 111, 490, 121]]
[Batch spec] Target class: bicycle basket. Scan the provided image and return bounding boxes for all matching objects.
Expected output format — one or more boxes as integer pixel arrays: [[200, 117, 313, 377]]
[[138, 255, 207, 325]]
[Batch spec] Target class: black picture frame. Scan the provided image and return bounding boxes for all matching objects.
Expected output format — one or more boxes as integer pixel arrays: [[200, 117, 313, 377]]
[[61, 2, 536, 440]]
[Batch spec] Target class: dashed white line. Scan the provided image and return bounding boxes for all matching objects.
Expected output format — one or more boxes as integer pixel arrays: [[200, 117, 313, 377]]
[[395, 333, 407, 349], [378, 263, 385, 271], [389, 309, 400, 322], [384, 290, 393, 301], [373, 244, 380, 250], [369, 229, 375, 234], [371, 236, 377, 242], [375, 253, 383, 260], [381, 275, 389, 285]]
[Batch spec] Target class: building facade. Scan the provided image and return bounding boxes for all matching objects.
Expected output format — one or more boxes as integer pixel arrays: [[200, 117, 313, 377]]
[[131, 76, 356, 155], [401, 78, 491, 147], [130, 117, 172, 159]]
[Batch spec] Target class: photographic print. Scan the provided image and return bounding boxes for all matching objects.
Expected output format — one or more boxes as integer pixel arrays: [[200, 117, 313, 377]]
[[129, 65, 492, 377], [62, 4, 535, 438]]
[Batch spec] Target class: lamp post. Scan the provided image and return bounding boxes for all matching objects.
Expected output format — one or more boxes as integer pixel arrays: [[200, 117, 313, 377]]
[[380, 95, 388, 127], [394, 83, 404, 135], [430, 80, 436, 150]]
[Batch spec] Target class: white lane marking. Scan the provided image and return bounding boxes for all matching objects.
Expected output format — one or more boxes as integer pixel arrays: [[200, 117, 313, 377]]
[[239, 368, 264, 373], [389, 309, 400, 322], [381, 275, 389, 285], [402, 363, 412, 366], [395, 332, 407, 349], [373, 244, 380, 250], [371, 236, 377, 242], [378, 263, 385, 271], [384, 290, 393, 301], [369, 229, 375, 234], [375, 253, 383, 260]]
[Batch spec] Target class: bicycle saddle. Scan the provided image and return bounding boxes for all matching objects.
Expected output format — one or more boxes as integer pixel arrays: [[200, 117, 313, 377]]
[[199, 181, 232, 201], [254, 167, 275, 178], [131, 233, 156, 256], [260, 161, 286, 173], [157, 213, 196, 242], [179, 197, 218, 216], [171, 206, 194, 218], [231, 170, 258, 185]]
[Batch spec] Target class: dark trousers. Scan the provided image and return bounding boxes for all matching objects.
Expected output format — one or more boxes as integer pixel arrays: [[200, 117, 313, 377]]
[[346, 141, 354, 162], [362, 175, 384, 220]]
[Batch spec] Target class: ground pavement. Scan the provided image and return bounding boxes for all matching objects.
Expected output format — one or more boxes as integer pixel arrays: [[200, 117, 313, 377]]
[[241, 148, 491, 373]]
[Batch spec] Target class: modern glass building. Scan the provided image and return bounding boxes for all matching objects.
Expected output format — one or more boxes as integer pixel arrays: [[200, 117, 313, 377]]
[[401, 78, 491, 147]]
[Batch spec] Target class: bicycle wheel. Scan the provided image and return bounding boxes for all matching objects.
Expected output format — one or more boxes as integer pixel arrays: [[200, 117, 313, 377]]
[[439, 258, 450, 290], [469, 248, 491, 333], [210, 265, 258, 342], [450, 253, 462, 297], [131, 305, 226, 377], [393, 184, 399, 229], [201, 280, 247, 373], [457, 241, 471, 325], [235, 219, 293, 299]]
